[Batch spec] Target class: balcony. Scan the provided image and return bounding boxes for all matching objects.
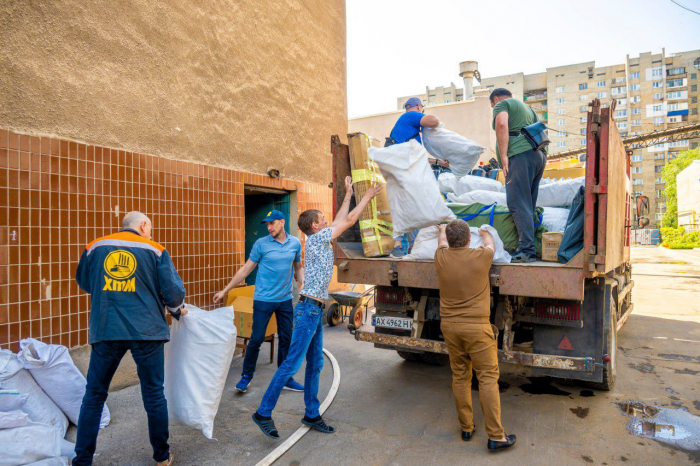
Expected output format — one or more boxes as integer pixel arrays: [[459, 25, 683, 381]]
[[524, 93, 547, 102]]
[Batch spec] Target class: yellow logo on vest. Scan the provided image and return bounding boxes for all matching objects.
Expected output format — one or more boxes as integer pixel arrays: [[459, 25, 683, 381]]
[[103, 276, 136, 292], [104, 250, 137, 280]]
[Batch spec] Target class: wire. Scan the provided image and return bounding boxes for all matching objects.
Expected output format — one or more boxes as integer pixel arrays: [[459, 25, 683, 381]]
[[670, 0, 700, 15]]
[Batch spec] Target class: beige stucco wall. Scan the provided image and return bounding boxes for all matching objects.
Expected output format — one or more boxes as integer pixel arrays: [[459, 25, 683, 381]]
[[0, 0, 347, 184], [349, 91, 496, 163]]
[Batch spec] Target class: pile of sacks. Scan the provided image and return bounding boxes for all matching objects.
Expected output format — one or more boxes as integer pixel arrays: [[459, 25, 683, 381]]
[[0, 339, 110, 465], [441, 173, 585, 234]]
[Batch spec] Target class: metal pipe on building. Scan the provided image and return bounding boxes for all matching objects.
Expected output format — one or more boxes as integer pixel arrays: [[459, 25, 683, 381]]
[[458, 61, 478, 100]]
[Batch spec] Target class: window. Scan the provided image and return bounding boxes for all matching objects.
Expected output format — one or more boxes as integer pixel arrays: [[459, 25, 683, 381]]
[[558, 119, 566, 126], [580, 139, 586, 146], [633, 179, 643, 186], [653, 104, 663, 112], [614, 77, 625, 84], [556, 98, 565, 104], [667, 91, 685, 99], [617, 121, 628, 129], [580, 117, 588, 123], [632, 166, 642, 174], [630, 72, 640, 79], [669, 153, 678, 159], [631, 96, 641, 103], [656, 177, 664, 184], [651, 68, 663, 77], [631, 108, 641, 115], [667, 67, 685, 76], [654, 165, 664, 172], [631, 120, 641, 126], [617, 98, 627, 106], [615, 110, 627, 118], [692, 84, 698, 92], [630, 84, 640, 91], [612, 87, 626, 95], [658, 202, 665, 209], [578, 106, 587, 112], [654, 153, 665, 160], [669, 140, 688, 148], [667, 79, 684, 88], [652, 81, 663, 88], [655, 213, 663, 221], [557, 109, 565, 115], [556, 86, 565, 93], [657, 190, 664, 197], [694, 108, 699, 115], [579, 83, 588, 90], [653, 93, 663, 100], [580, 128, 586, 135], [631, 155, 643, 162], [653, 117, 664, 125], [597, 81, 606, 87], [597, 92, 607, 98], [580, 94, 588, 101], [557, 141, 566, 148]]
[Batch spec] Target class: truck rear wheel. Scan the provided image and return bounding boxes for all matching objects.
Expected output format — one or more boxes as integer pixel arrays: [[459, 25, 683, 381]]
[[397, 350, 421, 362], [417, 352, 450, 366]]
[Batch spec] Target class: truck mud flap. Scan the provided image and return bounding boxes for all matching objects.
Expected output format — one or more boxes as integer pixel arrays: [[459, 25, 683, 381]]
[[355, 331, 595, 373]]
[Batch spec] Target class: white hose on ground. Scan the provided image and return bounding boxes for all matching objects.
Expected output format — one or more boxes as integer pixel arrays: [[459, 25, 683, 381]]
[[255, 348, 341, 466]]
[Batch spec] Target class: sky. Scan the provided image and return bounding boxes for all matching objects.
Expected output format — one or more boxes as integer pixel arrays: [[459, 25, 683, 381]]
[[346, 0, 700, 118]]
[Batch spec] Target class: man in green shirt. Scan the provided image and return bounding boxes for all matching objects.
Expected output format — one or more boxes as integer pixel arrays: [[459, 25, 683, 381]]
[[491, 88, 546, 263]]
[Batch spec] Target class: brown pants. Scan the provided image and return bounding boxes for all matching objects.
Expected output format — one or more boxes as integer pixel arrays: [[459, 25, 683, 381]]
[[441, 322, 505, 440]]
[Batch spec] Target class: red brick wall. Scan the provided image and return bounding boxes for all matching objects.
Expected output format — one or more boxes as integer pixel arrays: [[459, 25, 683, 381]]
[[0, 128, 333, 350]]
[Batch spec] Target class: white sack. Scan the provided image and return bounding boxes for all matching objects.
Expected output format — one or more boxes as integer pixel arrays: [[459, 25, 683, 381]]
[[0, 410, 29, 429], [0, 350, 68, 437], [469, 225, 512, 264], [542, 207, 570, 233], [369, 140, 455, 235], [0, 388, 27, 411], [24, 458, 69, 466], [18, 338, 110, 428], [0, 421, 63, 466], [535, 177, 585, 207], [447, 190, 508, 206], [164, 305, 236, 439], [450, 175, 503, 196], [422, 123, 484, 177], [401, 224, 511, 263], [438, 172, 457, 194]]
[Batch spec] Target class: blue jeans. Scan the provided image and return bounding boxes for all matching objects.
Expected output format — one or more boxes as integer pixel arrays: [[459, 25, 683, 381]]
[[74, 340, 169, 465], [257, 301, 324, 418], [242, 299, 294, 377]]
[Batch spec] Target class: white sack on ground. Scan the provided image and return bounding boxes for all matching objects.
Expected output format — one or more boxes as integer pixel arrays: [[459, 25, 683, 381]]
[[422, 123, 484, 177], [401, 224, 511, 263], [535, 177, 585, 207], [164, 305, 236, 439], [447, 190, 508, 206], [18, 338, 110, 428], [542, 207, 570, 233], [0, 421, 63, 466], [0, 410, 29, 429], [0, 350, 68, 436], [369, 140, 455, 235]]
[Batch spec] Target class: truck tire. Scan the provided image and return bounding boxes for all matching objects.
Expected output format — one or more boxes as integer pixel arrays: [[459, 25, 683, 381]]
[[397, 350, 421, 362], [417, 352, 450, 366]]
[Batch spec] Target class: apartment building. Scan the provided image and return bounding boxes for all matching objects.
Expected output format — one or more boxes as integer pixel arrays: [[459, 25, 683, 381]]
[[397, 82, 464, 109], [396, 49, 700, 227]]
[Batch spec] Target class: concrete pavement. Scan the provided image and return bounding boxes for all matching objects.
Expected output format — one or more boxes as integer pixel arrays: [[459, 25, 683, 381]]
[[69, 246, 700, 465]]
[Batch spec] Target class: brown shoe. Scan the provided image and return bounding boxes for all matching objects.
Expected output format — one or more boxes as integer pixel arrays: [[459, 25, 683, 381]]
[[156, 453, 174, 466]]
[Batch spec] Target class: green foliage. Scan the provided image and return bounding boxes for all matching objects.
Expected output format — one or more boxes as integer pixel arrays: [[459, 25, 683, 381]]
[[660, 226, 700, 249], [661, 148, 700, 228]]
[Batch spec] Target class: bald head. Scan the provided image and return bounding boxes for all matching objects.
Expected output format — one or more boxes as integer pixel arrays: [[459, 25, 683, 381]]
[[122, 212, 152, 240]]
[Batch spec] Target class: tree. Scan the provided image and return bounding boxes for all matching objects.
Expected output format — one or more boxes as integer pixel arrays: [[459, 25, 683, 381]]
[[661, 148, 700, 228]]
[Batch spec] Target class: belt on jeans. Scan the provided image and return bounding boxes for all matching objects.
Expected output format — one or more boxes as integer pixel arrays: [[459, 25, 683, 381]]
[[299, 295, 325, 309]]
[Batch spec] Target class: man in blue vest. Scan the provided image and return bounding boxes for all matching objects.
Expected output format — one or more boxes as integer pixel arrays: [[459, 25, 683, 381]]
[[213, 210, 304, 393]]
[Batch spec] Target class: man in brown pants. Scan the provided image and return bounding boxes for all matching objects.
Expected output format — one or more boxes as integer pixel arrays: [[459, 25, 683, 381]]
[[435, 220, 516, 452]]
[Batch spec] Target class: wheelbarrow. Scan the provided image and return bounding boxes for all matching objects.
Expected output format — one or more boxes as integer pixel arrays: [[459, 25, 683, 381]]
[[327, 286, 375, 331]]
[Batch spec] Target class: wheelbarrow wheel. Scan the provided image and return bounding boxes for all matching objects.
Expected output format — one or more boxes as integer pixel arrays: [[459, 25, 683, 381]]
[[326, 303, 342, 327], [349, 307, 363, 330]]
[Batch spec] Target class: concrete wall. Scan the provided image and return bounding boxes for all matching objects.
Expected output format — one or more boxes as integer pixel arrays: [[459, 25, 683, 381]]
[[677, 160, 700, 228], [0, 0, 347, 185], [349, 92, 496, 163]]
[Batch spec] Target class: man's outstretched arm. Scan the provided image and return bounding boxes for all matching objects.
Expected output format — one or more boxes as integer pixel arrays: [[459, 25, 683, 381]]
[[331, 176, 354, 227], [330, 183, 383, 241]]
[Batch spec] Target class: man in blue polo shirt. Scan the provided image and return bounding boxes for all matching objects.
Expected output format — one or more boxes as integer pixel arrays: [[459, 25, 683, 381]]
[[213, 210, 304, 393]]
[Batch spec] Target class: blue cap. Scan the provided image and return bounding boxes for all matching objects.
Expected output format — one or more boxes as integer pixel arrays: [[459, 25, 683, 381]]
[[261, 210, 285, 223], [404, 97, 423, 109]]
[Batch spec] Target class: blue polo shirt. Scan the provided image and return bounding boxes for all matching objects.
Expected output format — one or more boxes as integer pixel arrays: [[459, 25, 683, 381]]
[[390, 111, 424, 144], [249, 233, 302, 302]]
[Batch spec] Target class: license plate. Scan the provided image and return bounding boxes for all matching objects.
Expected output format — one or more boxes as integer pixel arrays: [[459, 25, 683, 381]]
[[373, 315, 413, 330]]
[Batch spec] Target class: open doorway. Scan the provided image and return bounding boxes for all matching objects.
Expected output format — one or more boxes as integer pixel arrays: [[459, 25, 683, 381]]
[[244, 186, 293, 285]]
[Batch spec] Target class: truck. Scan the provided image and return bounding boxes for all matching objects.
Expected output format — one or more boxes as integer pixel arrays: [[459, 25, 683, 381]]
[[329, 99, 640, 390]]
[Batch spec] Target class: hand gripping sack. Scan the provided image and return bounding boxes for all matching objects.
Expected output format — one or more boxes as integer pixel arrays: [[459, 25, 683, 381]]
[[469, 225, 512, 264], [0, 350, 68, 437], [18, 338, 110, 428], [164, 305, 236, 439], [369, 140, 455, 235], [422, 123, 485, 177], [401, 225, 511, 263]]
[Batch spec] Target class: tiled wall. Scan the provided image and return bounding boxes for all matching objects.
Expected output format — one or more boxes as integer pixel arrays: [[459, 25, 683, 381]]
[[0, 128, 333, 350]]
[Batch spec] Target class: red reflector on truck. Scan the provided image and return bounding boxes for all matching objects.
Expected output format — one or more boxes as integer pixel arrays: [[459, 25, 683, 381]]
[[558, 336, 574, 351], [376, 287, 407, 306], [535, 301, 581, 322]]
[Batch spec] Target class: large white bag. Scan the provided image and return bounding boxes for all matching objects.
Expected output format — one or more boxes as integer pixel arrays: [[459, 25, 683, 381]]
[[369, 140, 455, 235], [542, 207, 570, 233], [164, 305, 236, 439], [469, 225, 512, 263], [447, 190, 508, 206], [0, 388, 27, 411], [0, 410, 29, 429], [0, 421, 63, 466], [0, 350, 68, 436], [422, 123, 485, 177], [535, 177, 585, 207], [439, 172, 503, 197], [401, 225, 511, 263], [18, 338, 110, 428]]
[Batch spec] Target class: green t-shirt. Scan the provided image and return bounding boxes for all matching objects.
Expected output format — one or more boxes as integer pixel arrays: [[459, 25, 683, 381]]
[[492, 98, 537, 163]]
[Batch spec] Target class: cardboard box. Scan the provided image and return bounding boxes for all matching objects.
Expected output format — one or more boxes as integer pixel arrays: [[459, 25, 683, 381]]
[[226, 286, 277, 339], [541, 232, 563, 262]]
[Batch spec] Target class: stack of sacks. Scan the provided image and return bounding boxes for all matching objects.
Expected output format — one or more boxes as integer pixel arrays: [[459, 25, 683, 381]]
[[536, 177, 585, 208], [438, 172, 502, 197], [0, 348, 77, 465], [403, 225, 512, 263]]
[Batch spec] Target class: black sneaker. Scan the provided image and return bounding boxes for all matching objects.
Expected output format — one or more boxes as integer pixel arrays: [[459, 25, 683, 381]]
[[301, 416, 336, 434], [488, 434, 516, 452], [511, 252, 536, 263], [252, 413, 280, 439], [461, 428, 476, 441]]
